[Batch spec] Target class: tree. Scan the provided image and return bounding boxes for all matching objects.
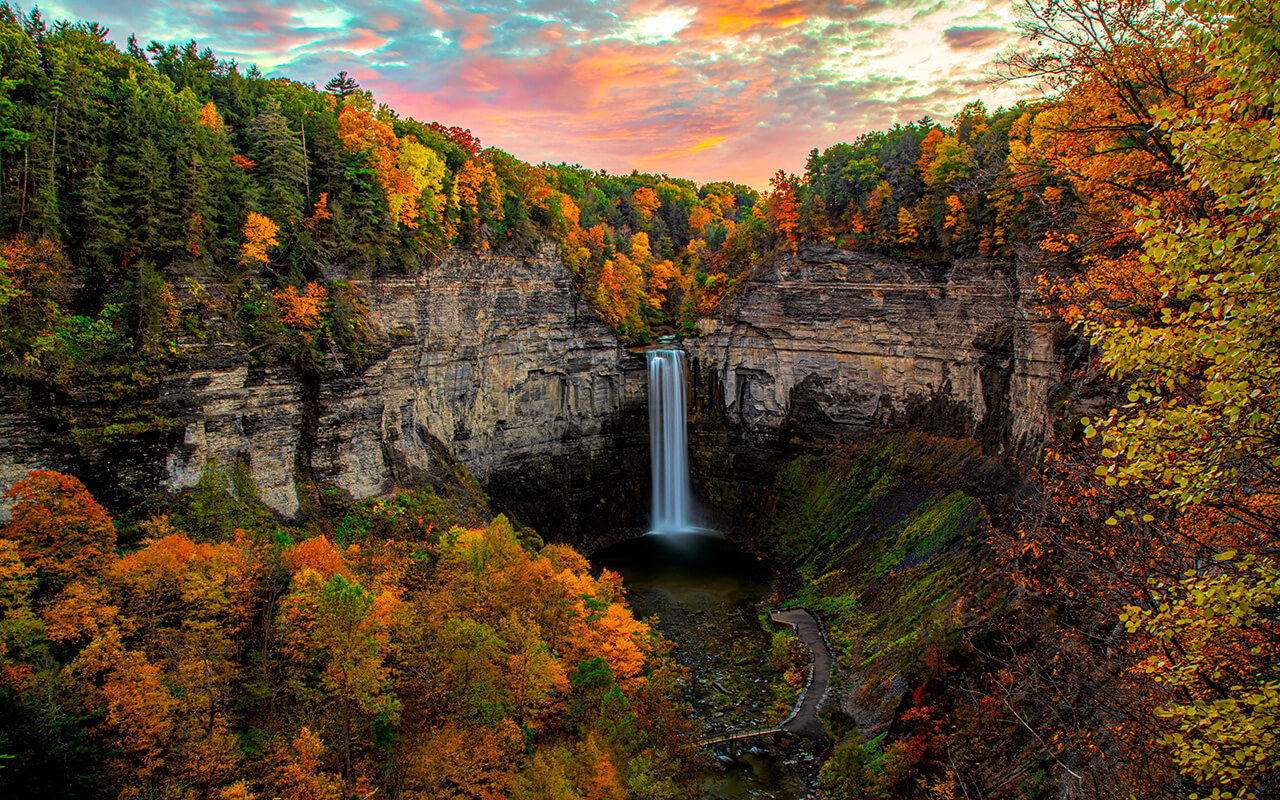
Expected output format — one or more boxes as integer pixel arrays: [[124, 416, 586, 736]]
[[2, 469, 115, 593], [249, 97, 307, 219], [273, 282, 326, 328], [285, 569, 400, 790], [240, 211, 278, 266], [66, 628, 176, 793], [924, 136, 972, 190], [631, 186, 660, 222], [1124, 553, 1279, 800], [1082, 6, 1280, 792], [198, 101, 222, 130], [324, 71, 358, 103], [1002, 0, 1209, 315], [1004, 1, 1280, 795], [272, 727, 343, 800], [915, 127, 944, 177], [0, 537, 42, 680], [766, 170, 799, 252]]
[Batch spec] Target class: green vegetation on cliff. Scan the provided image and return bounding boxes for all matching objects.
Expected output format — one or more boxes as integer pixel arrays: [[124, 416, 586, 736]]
[[0, 3, 762, 447]]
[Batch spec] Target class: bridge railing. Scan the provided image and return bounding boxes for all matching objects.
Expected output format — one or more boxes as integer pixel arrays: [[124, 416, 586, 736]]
[[697, 727, 784, 748]]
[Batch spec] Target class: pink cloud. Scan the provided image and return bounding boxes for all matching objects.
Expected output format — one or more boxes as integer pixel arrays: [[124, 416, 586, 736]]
[[421, 1, 450, 25], [65, 0, 1029, 187], [459, 12, 493, 50], [344, 28, 386, 52], [368, 12, 403, 32]]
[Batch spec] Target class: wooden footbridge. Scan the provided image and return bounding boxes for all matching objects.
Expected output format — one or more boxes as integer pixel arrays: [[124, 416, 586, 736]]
[[696, 608, 835, 749], [698, 726, 785, 748]]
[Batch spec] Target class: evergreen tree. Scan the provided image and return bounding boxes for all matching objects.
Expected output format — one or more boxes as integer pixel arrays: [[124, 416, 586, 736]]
[[249, 97, 305, 222], [324, 71, 358, 104]]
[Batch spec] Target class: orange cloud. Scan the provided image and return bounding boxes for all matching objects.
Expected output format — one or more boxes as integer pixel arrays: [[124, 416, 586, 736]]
[[629, 0, 817, 39]]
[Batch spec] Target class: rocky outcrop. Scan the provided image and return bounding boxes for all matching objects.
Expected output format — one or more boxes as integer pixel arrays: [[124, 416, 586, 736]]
[[154, 248, 650, 536], [686, 245, 1060, 512]]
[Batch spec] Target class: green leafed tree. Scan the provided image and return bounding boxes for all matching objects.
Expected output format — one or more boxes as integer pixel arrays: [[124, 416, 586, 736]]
[[1081, 1, 1280, 796]]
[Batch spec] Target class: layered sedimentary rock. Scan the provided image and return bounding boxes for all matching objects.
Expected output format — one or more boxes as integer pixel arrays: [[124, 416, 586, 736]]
[[687, 245, 1060, 487], [1, 242, 1060, 535], [160, 248, 649, 534]]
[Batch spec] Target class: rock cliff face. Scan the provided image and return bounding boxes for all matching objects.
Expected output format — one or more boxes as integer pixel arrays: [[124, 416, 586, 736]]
[[686, 245, 1060, 516], [152, 248, 649, 537], [0, 244, 1060, 537]]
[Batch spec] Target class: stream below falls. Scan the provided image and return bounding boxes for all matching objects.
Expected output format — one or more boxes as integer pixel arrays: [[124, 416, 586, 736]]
[[592, 533, 816, 799]]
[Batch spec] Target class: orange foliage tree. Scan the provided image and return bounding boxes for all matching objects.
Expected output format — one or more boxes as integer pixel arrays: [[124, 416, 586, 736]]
[[631, 186, 661, 222], [273, 282, 327, 329], [2, 470, 116, 593], [765, 170, 800, 252], [240, 212, 279, 266]]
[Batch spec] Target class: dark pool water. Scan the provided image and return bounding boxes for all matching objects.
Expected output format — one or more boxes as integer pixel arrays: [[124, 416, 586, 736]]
[[592, 533, 803, 800]]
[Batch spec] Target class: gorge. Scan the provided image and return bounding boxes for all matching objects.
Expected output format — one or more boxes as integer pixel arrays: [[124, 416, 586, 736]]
[[3, 5, 1277, 797], [1, 237, 1060, 798]]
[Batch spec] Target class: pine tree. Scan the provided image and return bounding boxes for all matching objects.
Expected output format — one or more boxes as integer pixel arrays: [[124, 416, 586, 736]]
[[324, 71, 358, 104], [73, 161, 121, 281], [249, 97, 305, 222]]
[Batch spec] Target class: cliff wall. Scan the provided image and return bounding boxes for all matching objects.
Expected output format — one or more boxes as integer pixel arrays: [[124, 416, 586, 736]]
[[0, 248, 649, 537], [0, 244, 1060, 537], [686, 245, 1060, 518]]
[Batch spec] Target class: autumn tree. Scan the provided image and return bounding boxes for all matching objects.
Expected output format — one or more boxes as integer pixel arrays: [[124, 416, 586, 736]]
[[765, 170, 800, 252], [1083, 6, 1280, 793], [65, 628, 177, 794], [0, 537, 41, 680], [1001, 1, 1280, 796], [1003, 0, 1211, 318], [631, 186, 660, 223], [108, 526, 251, 794], [2, 470, 115, 594], [240, 212, 278, 266], [284, 569, 400, 790], [271, 727, 344, 800], [273, 281, 327, 329]]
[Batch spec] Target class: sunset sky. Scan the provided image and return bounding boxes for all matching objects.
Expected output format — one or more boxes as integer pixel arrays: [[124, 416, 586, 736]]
[[44, 0, 1040, 188]]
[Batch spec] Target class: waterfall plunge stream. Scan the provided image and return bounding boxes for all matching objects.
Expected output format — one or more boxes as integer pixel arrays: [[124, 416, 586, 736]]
[[647, 349, 696, 534]]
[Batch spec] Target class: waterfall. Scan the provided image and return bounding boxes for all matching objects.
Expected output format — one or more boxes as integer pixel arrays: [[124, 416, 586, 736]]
[[647, 349, 695, 534]]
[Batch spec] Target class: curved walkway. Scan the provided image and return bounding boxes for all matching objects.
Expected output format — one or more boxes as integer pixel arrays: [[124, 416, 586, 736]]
[[697, 607, 834, 748], [770, 608, 834, 745]]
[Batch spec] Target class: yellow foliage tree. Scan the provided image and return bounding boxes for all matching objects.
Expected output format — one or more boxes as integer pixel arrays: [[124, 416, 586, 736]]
[[632, 186, 660, 221], [895, 207, 919, 244], [198, 101, 223, 131], [240, 212, 278, 266]]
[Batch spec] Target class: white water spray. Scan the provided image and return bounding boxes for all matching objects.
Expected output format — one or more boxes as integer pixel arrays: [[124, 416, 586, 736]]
[[647, 349, 695, 534]]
